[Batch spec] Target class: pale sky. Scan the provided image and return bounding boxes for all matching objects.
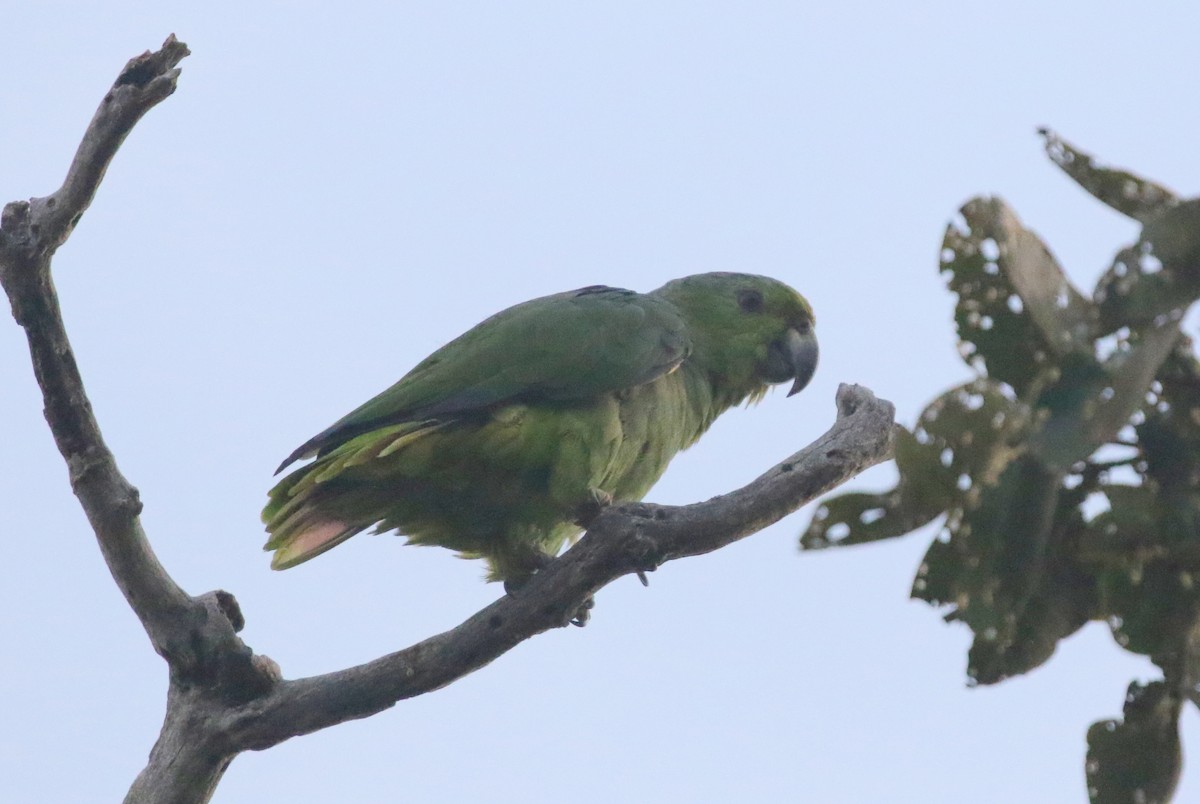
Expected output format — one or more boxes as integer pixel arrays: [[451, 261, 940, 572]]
[[2, 3, 1198, 802]]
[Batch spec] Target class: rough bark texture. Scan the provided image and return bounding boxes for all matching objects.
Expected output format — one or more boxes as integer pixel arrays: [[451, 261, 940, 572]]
[[0, 37, 898, 804]]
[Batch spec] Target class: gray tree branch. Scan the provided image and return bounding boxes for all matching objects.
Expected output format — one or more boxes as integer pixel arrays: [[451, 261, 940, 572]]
[[1, 37, 897, 804], [0, 35, 203, 665], [224, 383, 895, 750]]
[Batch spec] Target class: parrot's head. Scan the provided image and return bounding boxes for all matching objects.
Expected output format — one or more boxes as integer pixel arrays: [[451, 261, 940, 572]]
[[654, 272, 818, 402]]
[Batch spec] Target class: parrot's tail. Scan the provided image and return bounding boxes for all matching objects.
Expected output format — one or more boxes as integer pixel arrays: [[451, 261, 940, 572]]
[[262, 420, 444, 568], [266, 516, 358, 569], [262, 464, 363, 569]]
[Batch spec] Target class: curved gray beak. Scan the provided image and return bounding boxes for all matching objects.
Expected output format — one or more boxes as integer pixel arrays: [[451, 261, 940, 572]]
[[765, 326, 819, 397]]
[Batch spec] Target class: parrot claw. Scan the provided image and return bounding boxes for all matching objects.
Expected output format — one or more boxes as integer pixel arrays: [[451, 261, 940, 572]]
[[503, 573, 595, 627], [636, 570, 650, 587], [500, 547, 557, 596], [574, 487, 614, 527], [570, 596, 595, 627], [503, 563, 596, 627]]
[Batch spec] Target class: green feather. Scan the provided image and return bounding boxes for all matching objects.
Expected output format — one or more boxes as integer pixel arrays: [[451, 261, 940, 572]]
[[263, 272, 817, 583]]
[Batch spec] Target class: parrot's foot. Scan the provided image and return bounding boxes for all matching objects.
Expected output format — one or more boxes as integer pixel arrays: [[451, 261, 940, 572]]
[[574, 487, 614, 527], [569, 596, 594, 627], [502, 573, 532, 596], [502, 580, 594, 627], [501, 555, 595, 627], [500, 549, 555, 596]]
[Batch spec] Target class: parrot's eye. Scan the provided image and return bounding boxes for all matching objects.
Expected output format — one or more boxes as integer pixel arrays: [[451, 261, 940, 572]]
[[737, 289, 764, 313]]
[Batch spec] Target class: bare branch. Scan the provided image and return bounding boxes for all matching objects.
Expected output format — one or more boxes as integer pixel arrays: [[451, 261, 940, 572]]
[[0, 36, 203, 665], [224, 384, 895, 750], [2, 37, 896, 804], [20, 35, 190, 257]]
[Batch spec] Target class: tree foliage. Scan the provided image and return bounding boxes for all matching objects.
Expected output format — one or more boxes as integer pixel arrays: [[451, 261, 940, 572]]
[[803, 132, 1200, 803]]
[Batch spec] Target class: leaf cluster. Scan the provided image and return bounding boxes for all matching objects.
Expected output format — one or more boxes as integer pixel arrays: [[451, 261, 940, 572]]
[[803, 132, 1200, 803]]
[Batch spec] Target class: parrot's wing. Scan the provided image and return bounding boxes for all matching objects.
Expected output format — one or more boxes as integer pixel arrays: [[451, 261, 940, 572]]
[[276, 285, 691, 471]]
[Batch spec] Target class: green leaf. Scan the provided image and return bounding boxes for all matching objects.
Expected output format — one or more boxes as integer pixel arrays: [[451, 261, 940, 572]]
[[1086, 681, 1181, 804], [920, 453, 1062, 649], [1141, 199, 1200, 281], [801, 427, 947, 550], [1030, 324, 1178, 473], [912, 536, 957, 607], [914, 379, 1019, 477], [1097, 562, 1200, 659], [1039, 128, 1178, 223], [967, 559, 1093, 684], [1080, 485, 1160, 569], [801, 381, 1018, 551], [941, 199, 1053, 395], [989, 201, 1095, 357], [1138, 347, 1200, 555], [800, 490, 923, 549], [1096, 200, 1200, 332]]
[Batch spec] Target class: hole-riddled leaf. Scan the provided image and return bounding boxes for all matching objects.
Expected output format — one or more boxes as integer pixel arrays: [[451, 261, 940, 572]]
[[1086, 682, 1181, 804], [1039, 128, 1177, 223], [967, 558, 1094, 684], [802, 382, 1017, 550], [941, 200, 1051, 396], [1096, 561, 1200, 659], [804, 135, 1200, 800], [800, 489, 925, 550], [914, 453, 1063, 657], [1096, 201, 1200, 332]]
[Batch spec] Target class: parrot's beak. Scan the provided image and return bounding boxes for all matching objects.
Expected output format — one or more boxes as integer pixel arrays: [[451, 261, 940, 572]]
[[765, 326, 819, 397]]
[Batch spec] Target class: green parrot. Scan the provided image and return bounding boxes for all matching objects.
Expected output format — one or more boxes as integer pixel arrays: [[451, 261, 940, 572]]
[[263, 272, 817, 587]]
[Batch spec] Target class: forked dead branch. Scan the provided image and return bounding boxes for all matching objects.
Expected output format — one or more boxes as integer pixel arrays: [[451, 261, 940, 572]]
[[0, 37, 896, 804]]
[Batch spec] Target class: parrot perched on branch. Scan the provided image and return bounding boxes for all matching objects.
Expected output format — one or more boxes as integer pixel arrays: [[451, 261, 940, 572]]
[[263, 272, 817, 587]]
